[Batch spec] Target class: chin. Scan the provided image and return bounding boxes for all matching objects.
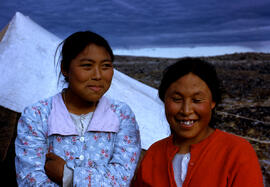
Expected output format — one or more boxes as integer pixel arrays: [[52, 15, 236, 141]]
[[90, 97, 102, 103], [171, 127, 198, 140], [84, 94, 102, 102]]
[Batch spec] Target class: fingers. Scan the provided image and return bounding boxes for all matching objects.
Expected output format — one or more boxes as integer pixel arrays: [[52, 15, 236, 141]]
[[46, 152, 66, 166], [44, 160, 63, 185], [46, 152, 61, 161], [44, 153, 65, 185], [46, 152, 56, 159]]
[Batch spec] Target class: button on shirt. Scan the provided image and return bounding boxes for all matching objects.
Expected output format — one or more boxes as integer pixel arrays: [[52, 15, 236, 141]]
[[79, 136, 85, 142], [15, 94, 141, 186], [63, 111, 93, 187]]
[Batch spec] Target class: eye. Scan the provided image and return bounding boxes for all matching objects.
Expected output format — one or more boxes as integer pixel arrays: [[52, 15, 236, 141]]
[[81, 63, 92, 67], [193, 99, 203, 103], [172, 97, 183, 103], [101, 62, 113, 69]]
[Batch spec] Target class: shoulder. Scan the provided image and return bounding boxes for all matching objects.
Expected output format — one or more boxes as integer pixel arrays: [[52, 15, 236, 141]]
[[17, 95, 56, 138], [139, 136, 172, 170], [213, 130, 263, 185], [20, 94, 54, 119], [107, 97, 135, 116], [216, 129, 252, 148], [105, 97, 139, 132], [146, 136, 172, 155], [214, 129, 257, 159]]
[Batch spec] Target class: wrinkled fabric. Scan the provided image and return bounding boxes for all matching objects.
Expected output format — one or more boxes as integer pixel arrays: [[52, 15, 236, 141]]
[[133, 129, 263, 187], [69, 111, 93, 136], [15, 93, 141, 187], [172, 153, 190, 187]]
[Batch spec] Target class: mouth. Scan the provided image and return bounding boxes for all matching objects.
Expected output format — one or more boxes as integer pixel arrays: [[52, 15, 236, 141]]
[[176, 119, 197, 128], [87, 85, 103, 92]]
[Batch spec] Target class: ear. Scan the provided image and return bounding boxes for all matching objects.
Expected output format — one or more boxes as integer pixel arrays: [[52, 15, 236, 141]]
[[211, 101, 216, 110], [61, 62, 68, 77]]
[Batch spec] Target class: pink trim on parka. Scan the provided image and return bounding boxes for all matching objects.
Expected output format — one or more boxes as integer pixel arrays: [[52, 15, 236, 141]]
[[48, 93, 120, 136]]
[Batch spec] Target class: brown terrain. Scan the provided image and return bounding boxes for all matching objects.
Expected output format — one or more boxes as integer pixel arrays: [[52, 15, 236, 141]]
[[0, 52, 269, 186]]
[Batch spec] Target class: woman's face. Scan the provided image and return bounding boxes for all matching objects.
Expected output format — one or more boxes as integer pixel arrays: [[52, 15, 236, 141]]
[[164, 73, 216, 145], [63, 43, 113, 104]]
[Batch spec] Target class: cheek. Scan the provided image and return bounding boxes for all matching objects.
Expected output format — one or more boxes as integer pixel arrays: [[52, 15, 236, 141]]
[[70, 70, 89, 82], [165, 100, 180, 119], [196, 102, 213, 119], [103, 70, 114, 83]]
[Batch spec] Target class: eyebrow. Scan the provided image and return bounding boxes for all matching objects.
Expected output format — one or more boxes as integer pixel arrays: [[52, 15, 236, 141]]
[[193, 92, 206, 96], [173, 91, 206, 97], [79, 58, 112, 63]]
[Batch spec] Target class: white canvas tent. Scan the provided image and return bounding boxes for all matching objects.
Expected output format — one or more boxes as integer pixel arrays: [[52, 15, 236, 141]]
[[0, 12, 170, 149]]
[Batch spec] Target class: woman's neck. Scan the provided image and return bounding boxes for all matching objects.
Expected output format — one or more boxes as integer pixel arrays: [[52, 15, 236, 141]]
[[62, 89, 97, 115], [173, 127, 214, 154]]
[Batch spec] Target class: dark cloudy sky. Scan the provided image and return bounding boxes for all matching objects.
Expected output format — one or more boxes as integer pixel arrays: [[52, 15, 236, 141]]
[[0, 0, 270, 50]]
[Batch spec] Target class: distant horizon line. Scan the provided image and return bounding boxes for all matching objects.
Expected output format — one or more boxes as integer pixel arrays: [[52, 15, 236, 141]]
[[113, 45, 270, 58]]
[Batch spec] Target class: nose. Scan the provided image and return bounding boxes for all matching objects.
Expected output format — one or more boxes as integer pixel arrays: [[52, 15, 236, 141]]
[[92, 66, 101, 80], [181, 101, 193, 116]]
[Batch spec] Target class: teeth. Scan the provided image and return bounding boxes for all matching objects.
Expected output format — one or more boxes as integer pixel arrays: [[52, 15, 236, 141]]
[[179, 120, 195, 126]]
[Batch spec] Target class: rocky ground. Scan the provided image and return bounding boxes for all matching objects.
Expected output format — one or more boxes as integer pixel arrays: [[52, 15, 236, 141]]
[[114, 52, 270, 186]]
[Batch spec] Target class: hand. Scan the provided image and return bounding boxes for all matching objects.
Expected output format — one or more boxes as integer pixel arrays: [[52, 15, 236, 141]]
[[45, 152, 66, 186]]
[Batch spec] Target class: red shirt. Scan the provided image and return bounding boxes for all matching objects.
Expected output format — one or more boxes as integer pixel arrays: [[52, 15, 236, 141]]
[[133, 129, 263, 187]]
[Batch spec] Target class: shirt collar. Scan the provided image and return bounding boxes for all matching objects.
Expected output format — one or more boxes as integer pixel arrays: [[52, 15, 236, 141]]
[[48, 93, 120, 136]]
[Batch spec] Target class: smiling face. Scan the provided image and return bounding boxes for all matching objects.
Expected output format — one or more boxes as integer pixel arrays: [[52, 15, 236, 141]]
[[62, 43, 113, 112], [164, 73, 216, 147]]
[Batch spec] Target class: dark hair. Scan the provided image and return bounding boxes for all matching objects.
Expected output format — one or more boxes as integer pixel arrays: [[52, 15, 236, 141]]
[[55, 31, 114, 83], [158, 58, 222, 127]]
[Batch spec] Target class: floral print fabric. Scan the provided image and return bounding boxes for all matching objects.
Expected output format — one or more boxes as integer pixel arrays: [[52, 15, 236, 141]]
[[15, 94, 141, 186]]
